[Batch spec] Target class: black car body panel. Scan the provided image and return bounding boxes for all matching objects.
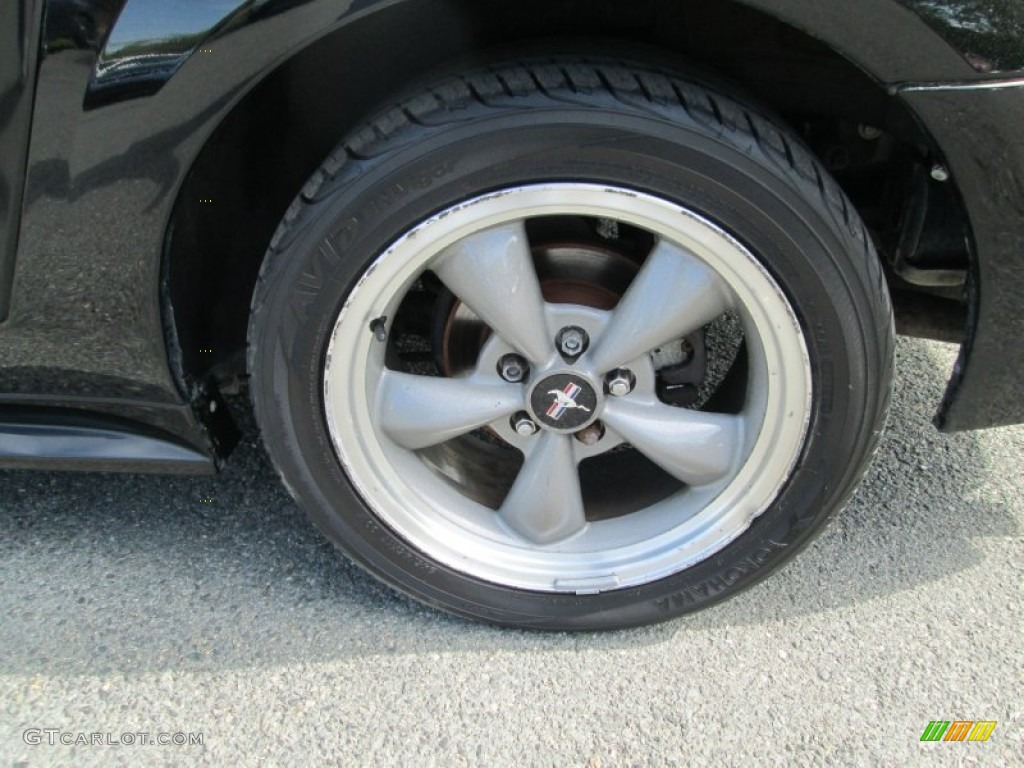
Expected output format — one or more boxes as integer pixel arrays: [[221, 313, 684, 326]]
[[1, 0, 1023, 471], [0, 405, 213, 473], [903, 81, 1024, 430], [0, 0, 42, 321], [900, 0, 1024, 73]]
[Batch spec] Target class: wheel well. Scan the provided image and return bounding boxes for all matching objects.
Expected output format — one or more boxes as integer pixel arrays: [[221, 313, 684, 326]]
[[165, 0, 970, 391]]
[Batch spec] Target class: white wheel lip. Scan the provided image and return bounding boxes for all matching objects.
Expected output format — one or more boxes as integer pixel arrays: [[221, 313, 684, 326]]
[[323, 183, 812, 593]]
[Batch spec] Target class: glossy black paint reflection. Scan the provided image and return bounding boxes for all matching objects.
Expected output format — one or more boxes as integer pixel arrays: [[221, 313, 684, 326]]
[[87, 0, 251, 107], [901, 1, 1024, 73], [0, 407, 214, 473], [0, 0, 348, 452], [44, 0, 120, 52], [742, 0, 977, 81], [0, 0, 43, 321]]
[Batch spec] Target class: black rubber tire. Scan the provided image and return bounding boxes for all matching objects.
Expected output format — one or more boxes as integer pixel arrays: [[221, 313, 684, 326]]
[[248, 56, 894, 630]]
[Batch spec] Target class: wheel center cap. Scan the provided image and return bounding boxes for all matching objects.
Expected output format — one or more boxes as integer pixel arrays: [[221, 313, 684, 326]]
[[530, 372, 600, 431]]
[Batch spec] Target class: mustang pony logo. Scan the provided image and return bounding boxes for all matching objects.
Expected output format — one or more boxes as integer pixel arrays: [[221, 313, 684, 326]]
[[546, 383, 591, 421]]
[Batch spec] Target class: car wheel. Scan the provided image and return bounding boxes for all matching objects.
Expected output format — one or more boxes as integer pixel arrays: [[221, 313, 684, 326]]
[[248, 57, 894, 629]]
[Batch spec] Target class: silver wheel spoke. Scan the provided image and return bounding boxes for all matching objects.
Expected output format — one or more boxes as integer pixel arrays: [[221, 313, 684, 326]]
[[433, 221, 552, 365], [602, 399, 742, 487], [500, 432, 586, 544], [378, 371, 523, 450], [587, 239, 731, 373]]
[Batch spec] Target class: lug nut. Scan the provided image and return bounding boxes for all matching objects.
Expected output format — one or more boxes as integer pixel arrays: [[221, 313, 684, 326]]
[[498, 354, 528, 383], [574, 421, 605, 446], [511, 412, 539, 437], [606, 369, 634, 397], [556, 326, 589, 358], [857, 124, 882, 141]]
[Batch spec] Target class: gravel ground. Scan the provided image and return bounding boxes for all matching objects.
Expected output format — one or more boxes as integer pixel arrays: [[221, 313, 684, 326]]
[[1, 337, 1021, 767]]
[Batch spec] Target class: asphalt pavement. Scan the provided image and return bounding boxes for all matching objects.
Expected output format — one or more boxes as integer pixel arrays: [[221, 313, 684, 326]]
[[1, 337, 1021, 766]]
